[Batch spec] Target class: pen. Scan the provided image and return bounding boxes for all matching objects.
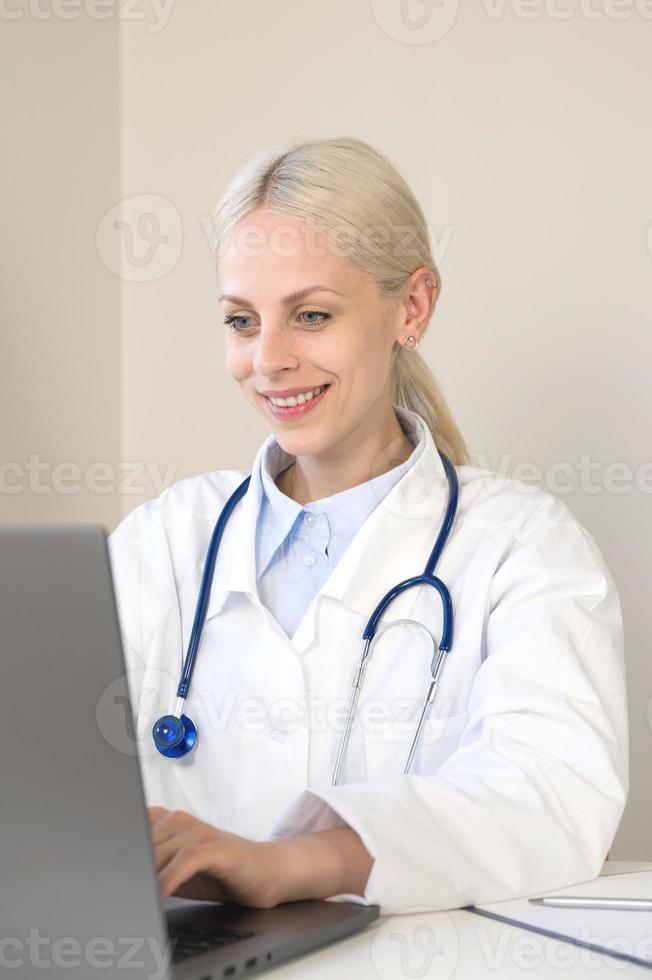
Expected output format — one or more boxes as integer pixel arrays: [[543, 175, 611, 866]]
[[529, 896, 652, 911]]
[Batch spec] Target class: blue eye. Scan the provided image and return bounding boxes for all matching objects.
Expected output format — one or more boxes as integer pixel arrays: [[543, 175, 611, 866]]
[[299, 311, 331, 326], [223, 311, 332, 333], [222, 314, 251, 332]]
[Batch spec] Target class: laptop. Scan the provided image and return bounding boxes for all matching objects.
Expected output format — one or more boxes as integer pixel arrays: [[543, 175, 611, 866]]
[[0, 524, 380, 980]]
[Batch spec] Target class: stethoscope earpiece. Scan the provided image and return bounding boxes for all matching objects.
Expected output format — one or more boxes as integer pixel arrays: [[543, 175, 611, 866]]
[[152, 713, 198, 759]]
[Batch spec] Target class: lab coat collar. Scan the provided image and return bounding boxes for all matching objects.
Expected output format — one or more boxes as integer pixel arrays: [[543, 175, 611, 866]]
[[256, 442, 306, 579], [256, 408, 425, 577], [204, 406, 453, 650]]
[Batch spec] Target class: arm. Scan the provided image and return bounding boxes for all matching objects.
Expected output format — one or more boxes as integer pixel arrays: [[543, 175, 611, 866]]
[[269, 520, 629, 914], [272, 825, 374, 902]]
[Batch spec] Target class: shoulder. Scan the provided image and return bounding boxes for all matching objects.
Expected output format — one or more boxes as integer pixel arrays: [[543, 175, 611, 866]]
[[108, 467, 249, 547], [455, 462, 583, 541], [454, 462, 619, 612]]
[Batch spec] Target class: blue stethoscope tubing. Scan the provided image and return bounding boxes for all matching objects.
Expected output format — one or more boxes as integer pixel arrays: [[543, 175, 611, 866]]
[[152, 449, 459, 783]]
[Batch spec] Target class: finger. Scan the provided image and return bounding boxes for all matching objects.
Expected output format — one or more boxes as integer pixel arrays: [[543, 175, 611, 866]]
[[158, 843, 222, 901], [152, 827, 215, 874], [171, 870, 228, 903], [149, 809, 197, 847], [147, 806, 169, 823]]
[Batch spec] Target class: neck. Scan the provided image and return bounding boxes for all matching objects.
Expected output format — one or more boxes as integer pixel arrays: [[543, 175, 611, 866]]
[[279, 405, 414, 505]]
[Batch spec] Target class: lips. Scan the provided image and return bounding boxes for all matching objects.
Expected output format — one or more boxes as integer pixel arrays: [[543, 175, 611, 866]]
[[263, 383, 331, 420], [261, 384, 327, 399]]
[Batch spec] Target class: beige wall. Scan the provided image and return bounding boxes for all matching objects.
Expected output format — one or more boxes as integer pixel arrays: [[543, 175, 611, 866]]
[[3, 2, 650, 858], [0, 12, 121, 531]]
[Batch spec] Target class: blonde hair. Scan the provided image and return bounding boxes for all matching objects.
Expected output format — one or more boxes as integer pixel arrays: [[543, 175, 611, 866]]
[[211, 136, 471, 466]]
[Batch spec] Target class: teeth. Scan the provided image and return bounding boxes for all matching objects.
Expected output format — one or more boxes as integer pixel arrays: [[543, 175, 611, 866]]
[[269, 385, 326, 407]]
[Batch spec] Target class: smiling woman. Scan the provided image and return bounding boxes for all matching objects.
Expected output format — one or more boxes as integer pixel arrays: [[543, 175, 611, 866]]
[[211, 139, 470, 509], [108, 135, 627, 917]]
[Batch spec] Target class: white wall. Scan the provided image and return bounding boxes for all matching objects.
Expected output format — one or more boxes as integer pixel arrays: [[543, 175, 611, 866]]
[[4, 1, 650, 858]]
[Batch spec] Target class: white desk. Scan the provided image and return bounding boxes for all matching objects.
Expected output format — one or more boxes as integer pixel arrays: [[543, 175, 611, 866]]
[[266, 862, 652, 978]]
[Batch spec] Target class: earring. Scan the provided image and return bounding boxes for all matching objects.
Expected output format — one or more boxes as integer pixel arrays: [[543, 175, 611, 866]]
[[426, 278, 437, 288]]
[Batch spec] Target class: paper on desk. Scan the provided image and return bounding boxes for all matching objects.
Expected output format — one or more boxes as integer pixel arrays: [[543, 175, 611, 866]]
[[467, 863, 652, 970]]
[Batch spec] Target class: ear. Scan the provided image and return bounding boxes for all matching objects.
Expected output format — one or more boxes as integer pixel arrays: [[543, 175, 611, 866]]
[[393, 268, 439, 347]]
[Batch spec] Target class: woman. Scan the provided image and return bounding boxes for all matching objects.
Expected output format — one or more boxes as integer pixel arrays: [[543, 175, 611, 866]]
[[107, 136, 628, 916]]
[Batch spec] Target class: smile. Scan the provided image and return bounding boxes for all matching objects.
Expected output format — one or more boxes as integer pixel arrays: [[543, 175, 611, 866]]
[[263, 384, 331, 419]]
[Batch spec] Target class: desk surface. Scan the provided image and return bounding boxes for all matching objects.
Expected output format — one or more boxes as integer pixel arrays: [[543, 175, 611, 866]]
[[265, 862, 652, 979]]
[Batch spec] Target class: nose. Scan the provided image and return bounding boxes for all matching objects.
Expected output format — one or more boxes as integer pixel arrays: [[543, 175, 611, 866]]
[[252, 322, 299, 376]]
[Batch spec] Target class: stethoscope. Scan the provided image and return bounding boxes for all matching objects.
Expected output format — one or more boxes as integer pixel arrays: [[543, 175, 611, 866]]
[[152, 449, 459, 785]]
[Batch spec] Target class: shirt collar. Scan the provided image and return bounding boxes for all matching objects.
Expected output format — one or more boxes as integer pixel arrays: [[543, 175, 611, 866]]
[[256, 406, 426, 576], [202, 405, 453, 643]]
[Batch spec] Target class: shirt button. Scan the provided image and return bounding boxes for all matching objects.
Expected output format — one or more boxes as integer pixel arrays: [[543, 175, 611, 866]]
[[302, 552, 316, 566], [268, 723, 287, 743], [304, 513, 315, 526]]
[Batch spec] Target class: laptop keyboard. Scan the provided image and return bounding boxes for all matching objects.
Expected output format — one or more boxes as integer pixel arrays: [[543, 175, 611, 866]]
[[168, 921, 257, 964]]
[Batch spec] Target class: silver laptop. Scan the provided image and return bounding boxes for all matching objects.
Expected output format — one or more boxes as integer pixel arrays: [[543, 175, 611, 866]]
[[0, 524, 379, 980]]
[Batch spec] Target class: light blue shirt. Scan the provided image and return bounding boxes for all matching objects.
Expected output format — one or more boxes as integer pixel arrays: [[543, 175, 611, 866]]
[[254, 406, 426, 639]]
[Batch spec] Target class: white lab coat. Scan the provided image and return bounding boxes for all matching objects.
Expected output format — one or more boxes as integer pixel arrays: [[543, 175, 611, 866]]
[[107, 416, 629, 915]]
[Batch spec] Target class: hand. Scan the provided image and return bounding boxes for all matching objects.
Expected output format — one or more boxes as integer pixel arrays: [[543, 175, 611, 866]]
[[147, 805, 374, 907], [147, 806, 282, 907]]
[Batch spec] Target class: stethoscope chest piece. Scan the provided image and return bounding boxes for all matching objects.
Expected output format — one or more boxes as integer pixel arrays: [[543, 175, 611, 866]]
[[152, 713, 198, 759]]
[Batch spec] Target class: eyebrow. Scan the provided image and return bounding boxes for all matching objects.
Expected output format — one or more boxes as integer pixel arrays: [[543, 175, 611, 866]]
[[218, 285, 344, 306]]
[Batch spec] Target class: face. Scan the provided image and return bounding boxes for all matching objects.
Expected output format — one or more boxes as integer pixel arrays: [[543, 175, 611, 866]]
[[218, 207, 406, 459]]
